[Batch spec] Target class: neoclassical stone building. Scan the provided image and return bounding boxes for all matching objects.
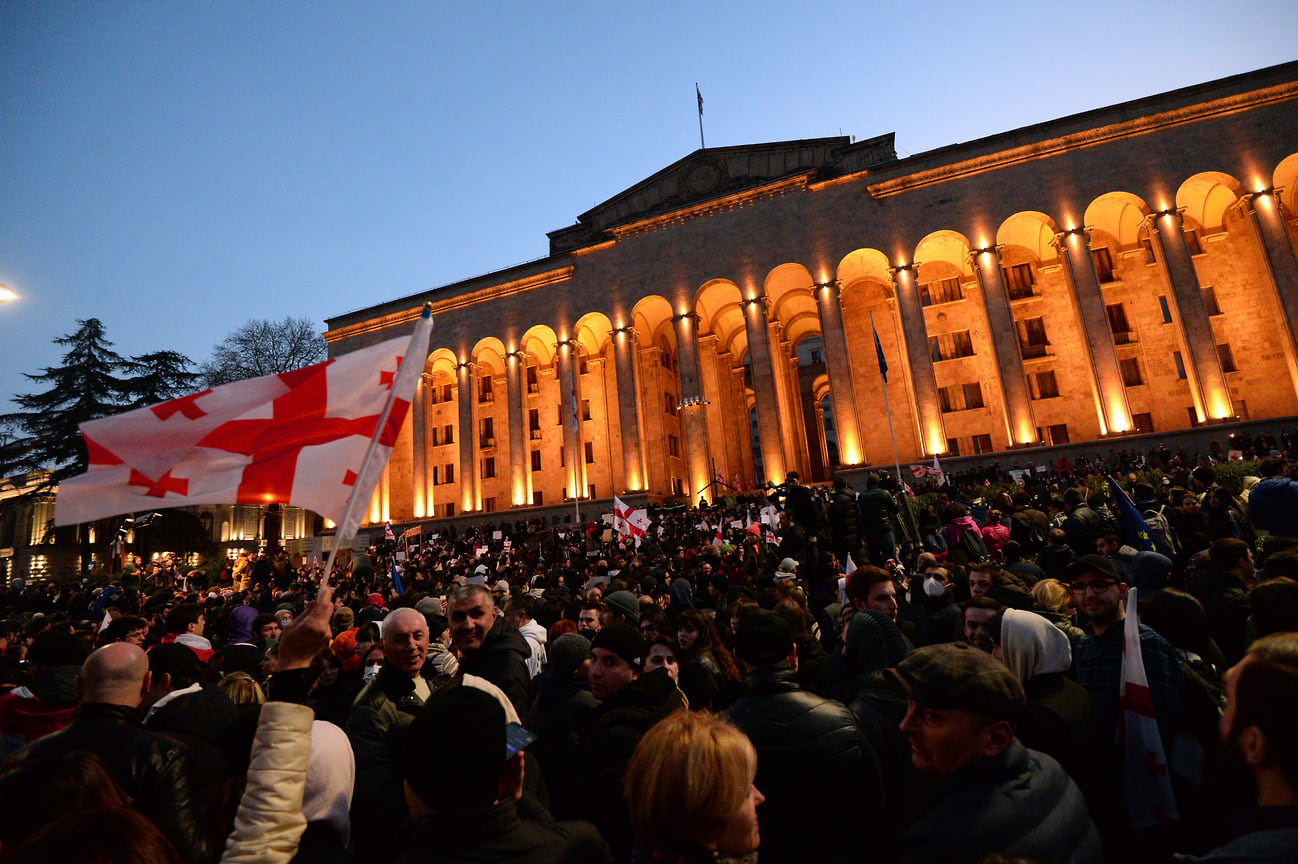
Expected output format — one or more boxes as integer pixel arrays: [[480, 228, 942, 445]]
[[325, 61, 1298, 524]]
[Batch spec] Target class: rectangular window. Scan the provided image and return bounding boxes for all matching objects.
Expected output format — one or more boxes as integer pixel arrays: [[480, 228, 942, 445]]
[[478, 375, 494, 403], [532, 490, 543, 506], [445, 424, 454, 444], [1203, 286, 1222, 316], [963, 383, 984, 410], [930, 330, 975, 361], [1131, 413, 1154, 434], [529, 408, 540, 433], [1188, 406, 1201, 427], [442, 383, 453, 403], [1017, 317, 1049, 359], [809, 348, 824, 365], [1120, 357, 1144, 387], [1218, 343, 1237, 373], [445, 463, 455, 484], [1003, 262, 1035, 300], [668, 435, 680, 457], [557, 403, 564, 426], [483, 497, 496, 513], [1159, 296, 1173, 324], [1173, 351, 1187, 380], [1106, 303, 1134, 343], [431, 465, 439, 485], [1140, 234, 1158, 265], [443, 502, 456, 518], [672, 477, 684, 496], [919, 276, 964, 306], [431, 427, 441, 446], [588, 484, 596, 500], [581, 399, 591, 422], [578, 354, 589, 375], [665, 393, 678, 416], [938, 386, 956, 413], [1033, 370, 1059, 399], [929, 336, 943, 362], [946, 437, 961, 457], [526, 365, 539, 394], [479, 417, 494, 447], [1091, 246, 1116, 283], [531, 450, 542, 472], [1047, 423, 1070, 445], [972, 433, 993, 454], [1184, 228, 1204, 256], [584, 441, 595, 464]]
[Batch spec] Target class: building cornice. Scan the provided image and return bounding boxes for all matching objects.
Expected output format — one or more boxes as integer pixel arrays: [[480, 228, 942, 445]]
[[606, 173, 813, 239]]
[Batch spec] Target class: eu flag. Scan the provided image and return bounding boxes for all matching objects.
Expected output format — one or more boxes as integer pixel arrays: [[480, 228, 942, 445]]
[[390, 558, 405, 596], [871, 312, 888, 383], [1107, 476, 1153, 552]]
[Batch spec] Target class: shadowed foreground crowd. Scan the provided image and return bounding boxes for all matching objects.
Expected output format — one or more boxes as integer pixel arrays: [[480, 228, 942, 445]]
[[2, 456, 1298, 864]]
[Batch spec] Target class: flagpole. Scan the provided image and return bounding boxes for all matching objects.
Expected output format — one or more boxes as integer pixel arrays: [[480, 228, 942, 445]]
[[873, 310, 920, 548], [696, 83, 705, 150], [322, 304, 434, 585]]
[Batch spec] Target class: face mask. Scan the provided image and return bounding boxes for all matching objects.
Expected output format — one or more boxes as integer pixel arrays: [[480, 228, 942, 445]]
[[923, 577, 946, 598], [363, 664, 381, 683]]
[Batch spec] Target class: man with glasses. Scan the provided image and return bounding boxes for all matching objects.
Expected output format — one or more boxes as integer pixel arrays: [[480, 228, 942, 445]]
[[1068, 555, 1184, 756]]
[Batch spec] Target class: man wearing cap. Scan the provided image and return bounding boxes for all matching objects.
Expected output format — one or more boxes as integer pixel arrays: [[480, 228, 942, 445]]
[[451, 585, 533, 722], [575, 623, 685, 861], [774, 557, 799, 582], [506, 593, 548, 679], [599, 589, 640, 629], [1069, 554, 1184, 758], [890, 642, 1102, 864], [727, 611, 882, 864], [395, 685, 610, 864]]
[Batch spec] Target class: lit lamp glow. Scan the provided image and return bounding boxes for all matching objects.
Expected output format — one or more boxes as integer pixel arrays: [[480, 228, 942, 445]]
[[0, 284, 17, 302]]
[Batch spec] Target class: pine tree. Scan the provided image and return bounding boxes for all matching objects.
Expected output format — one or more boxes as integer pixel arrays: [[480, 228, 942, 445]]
[[0, 318, 131, 480], [121, 350, 200, 408]]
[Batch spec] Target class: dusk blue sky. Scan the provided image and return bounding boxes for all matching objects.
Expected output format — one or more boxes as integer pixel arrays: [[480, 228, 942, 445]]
[[1, 2, 1293, 414]]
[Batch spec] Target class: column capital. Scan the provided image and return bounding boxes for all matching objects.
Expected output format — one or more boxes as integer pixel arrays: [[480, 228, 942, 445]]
[[1049, 226, 1090, 251], [812, 279, 844, 300], [609, 325, 640, 342], [967, 245, 1004, 268], [671, 310, 700, 324], [887, 262, 918, 286], [1240, 187, 1289, 218], [740, 295, 769, 313], [1145, 206, 1186, 234]]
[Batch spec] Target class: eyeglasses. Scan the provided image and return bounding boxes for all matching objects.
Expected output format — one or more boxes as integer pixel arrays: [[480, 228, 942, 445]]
[[1069, 580, 1119, 595]]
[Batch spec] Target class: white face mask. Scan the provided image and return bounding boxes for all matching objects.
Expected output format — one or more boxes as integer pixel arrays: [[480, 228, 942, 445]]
[[923, 576, 946, 598], [362, 664, 381, 683]]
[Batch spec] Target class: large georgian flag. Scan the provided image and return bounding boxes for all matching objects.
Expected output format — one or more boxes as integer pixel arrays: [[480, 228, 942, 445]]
[[56, 307, 433, 540], [1121, 587, 1180, 828]]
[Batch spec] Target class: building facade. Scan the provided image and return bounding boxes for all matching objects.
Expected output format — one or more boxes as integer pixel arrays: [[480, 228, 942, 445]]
[[325, 62, 1298, 524]]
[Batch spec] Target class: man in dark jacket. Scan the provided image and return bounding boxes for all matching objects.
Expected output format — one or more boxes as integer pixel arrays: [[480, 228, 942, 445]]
[[888, 642, 1102, 864], [27, 642, 209, 864], [397, 686, 610, 864], [826, 476, 863, 566], [451, 585, 533, 722], [574, 624, 685, 861], [1062, 487, 1109, 556], [727, 611, 883, 864], [1186, 537, 1255, 666], [858, 473, 902, 566]]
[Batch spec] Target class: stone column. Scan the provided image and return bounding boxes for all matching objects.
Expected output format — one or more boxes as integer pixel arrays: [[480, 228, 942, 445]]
[[1240, 190, 1298, 401], [785, 349, 812, 476], [889, 265, 947, 455], [742, 296, 787, 483], [1051, 229, 1134, 435], [814, 281, 866, 465], [969, 249, 1038, 446], [506, 352, 528, 507], [612, 326, 647, 492], [412, 374, 428, 518], [1149, 210, 1233, 422], [769, 323, 803, 476], [456, 361, 478, 513], [734, 364, 757, 488], [673, 312, 715, 503], [556, 340, 585, 501]]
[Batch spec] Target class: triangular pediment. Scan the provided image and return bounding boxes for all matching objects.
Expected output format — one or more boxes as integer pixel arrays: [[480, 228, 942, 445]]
[[548, 134, 895, 254]]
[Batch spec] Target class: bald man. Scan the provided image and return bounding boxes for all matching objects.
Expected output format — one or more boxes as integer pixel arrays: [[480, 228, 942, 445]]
[[346, 607, 431, 864], [27, 642, 208, 863]]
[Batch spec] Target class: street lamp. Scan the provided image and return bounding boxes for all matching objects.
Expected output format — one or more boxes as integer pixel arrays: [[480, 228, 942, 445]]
[[0, 284, 17, 302]]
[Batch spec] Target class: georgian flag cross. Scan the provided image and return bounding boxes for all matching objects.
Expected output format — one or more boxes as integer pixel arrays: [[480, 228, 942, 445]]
[[56, 309, 433, 533]]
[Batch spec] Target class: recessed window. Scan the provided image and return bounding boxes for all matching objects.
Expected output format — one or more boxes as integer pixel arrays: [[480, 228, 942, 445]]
[[1046, 424, 1070, 445], [532, 491, 543, 506], [526, 365, 539, 393], [1120, 357, 1144, 387], [938, 386, 956, 413], [1106, 303, 1134, 344], [531, 451, 542, 472], [1033, 370, 1059, 400], [1184, 228, 1204, 256], [1003, 263, 1035, 300], [584, 441, 595, 464], [1131, 413, 1154, 434], [1017, 317, 1049, 359], [920, 277, 964, 306], [581, 399, 592, 422], [1159, 296, 1173, 324], [1173, 351, 1187, 380], [480, 457, 495, 479], [668, 435, 680, 457], [963, 383, 984, 410], [930, 330, 975, 361], [478, 375, 494, 403], [1218, 343, 1237, 373], [1091, 246, 1116, 283], [946, 438, 961, 456], [972, 434, 993, 454], [1202, 287, 1222, 316]]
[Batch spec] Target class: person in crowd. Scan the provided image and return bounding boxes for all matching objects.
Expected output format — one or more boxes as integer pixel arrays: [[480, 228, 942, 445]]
[[642, 636, 680, 682], [600, 590, 640, 630], [858, 472, 902, 566], [1030, 578, 1085, 646], [450, 585, 532, 722], [980, 509, 1010, 562], [1096, 532, 1173, 595], [1248, 577, 1298, 638], [530, 632, 597, 818], [1062, 487, 1110, 556], [911, 562, 962, 647], [395, 685, 610, 864], [577, 603, 603, 641], [0, 631, 83, 757], [1247, 456, 1298, 537], [506, 593, 548, 680], [624, 710, 764, 864], [674, 607, 742, 711], [889, 642, 1102, 864], [1186, 537, 1255, 667], [826, 475, 863, 567], [1002, 539, 1045, 585], [962, 597, 1004, 653], [726, 610, 882, 864]]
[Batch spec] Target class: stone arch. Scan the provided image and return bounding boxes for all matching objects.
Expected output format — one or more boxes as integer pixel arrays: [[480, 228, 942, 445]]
[[1084, 191, 1150, 248], [996, 212, 1060, 263], [836, 248, 894, 291], [913, 230, 974, 276], [695, 279, 747, 358], [519, 325, 558, 369], [573, 312, 614, 358], [425, 347, 459, 380], [631, 295, 676, 351], [1177, 172, 1244, 232], [1272, 153, 1298, 213], [470, 338, 508, 376]]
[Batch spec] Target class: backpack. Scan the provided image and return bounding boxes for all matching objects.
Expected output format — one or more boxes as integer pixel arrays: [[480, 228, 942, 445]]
[[1142, 507, 1180, 558], [957, 526, 990, 563]]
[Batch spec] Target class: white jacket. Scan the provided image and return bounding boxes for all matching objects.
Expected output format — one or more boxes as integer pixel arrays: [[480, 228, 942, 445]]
[[220, 702, 314, 864]]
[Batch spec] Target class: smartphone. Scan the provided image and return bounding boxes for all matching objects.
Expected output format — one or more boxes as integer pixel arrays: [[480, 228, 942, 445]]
[[504, 722, 538, 759]]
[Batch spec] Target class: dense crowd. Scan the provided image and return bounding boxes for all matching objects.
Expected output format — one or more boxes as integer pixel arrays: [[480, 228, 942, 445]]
[[1, 449, 1297, 864]]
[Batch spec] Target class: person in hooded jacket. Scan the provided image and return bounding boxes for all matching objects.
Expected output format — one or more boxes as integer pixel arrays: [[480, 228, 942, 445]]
[[450, 585, 533, 723], [0, 632, 83, 757]]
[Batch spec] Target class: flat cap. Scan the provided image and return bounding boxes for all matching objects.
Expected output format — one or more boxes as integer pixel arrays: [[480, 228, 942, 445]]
[[885, 642, 1025, 722]]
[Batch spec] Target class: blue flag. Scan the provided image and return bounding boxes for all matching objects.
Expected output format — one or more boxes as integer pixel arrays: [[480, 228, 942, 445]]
[[871, 312, 888, 383], [1107, 476, 1153, 552], [390, 558, 405, 596]]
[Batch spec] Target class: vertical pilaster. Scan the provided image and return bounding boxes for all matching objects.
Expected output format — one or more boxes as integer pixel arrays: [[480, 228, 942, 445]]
[[1149, 209, 1233, 422], [612, 326, 646, 491], [742, 296, 787, 483], [673, 312, 714, 503], [506, 352, 528, 507], [1240, 190, 1298, 401], [969, 249, 1038, 446], [1052, 229, 1134, 435], [456, 361, 478, 512], [814, 281, 866, 465], [556, 340, 585, 500], [412, 374, 428, 518], [890, 265, 947, 455]]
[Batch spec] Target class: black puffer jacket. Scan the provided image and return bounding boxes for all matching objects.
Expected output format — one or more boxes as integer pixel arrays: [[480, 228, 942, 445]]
[[899, 740, 1102, 864], [727, 667, 883, 864], [461, 618, 533, 722], [27, 702, 210, 864]]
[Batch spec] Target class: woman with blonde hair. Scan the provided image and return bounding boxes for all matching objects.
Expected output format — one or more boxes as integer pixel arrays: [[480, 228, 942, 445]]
[[217, 671, 266, 705], [1030, 578, 1084, 646], [625, 711, 763, 863]]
